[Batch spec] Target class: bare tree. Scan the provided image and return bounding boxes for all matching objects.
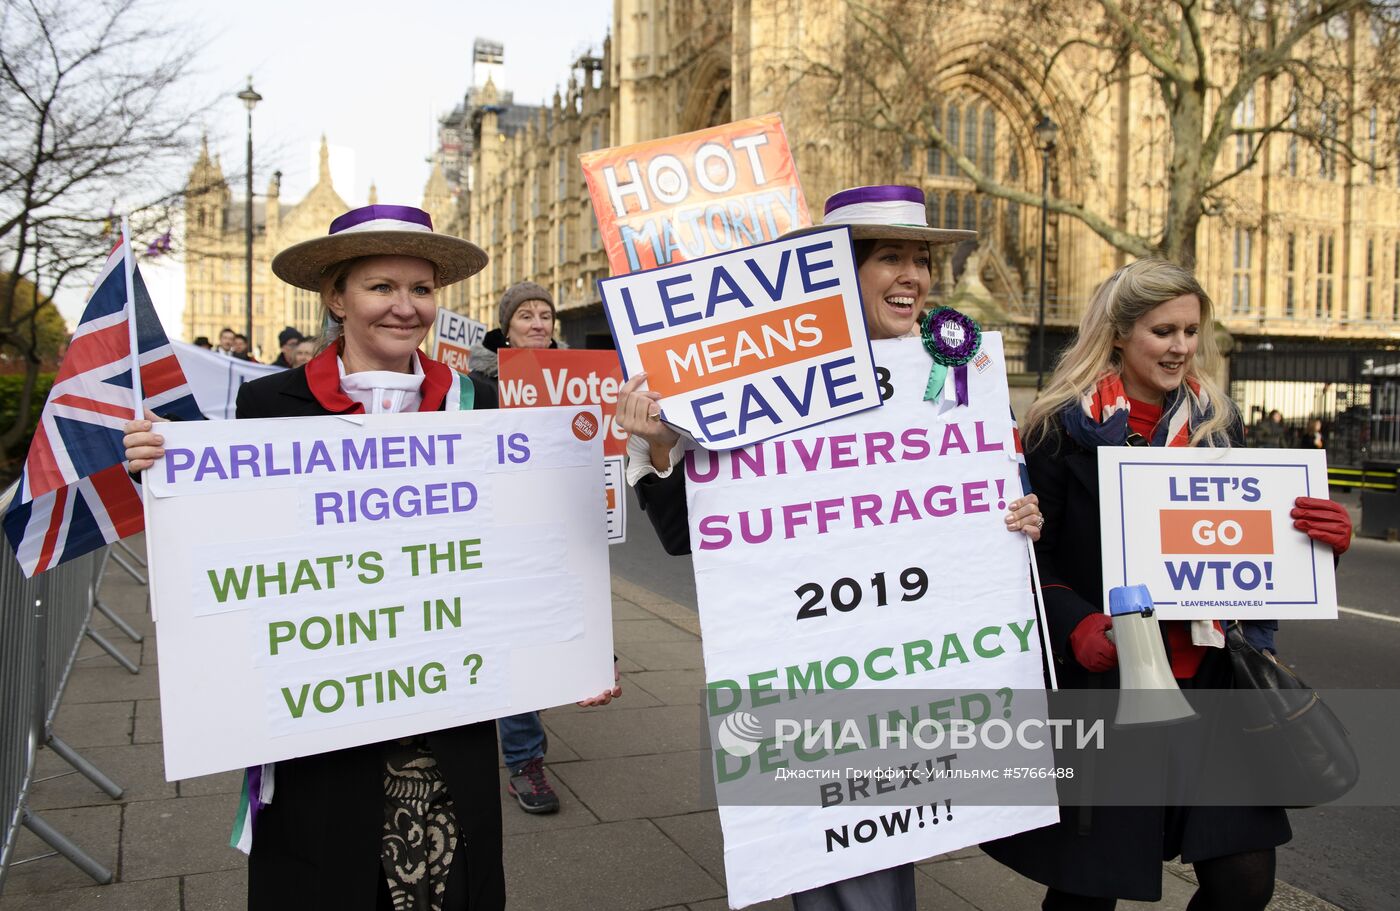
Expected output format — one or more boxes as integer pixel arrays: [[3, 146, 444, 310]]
[[0, 0, 201, 451], [790, 0, 1399, 266]]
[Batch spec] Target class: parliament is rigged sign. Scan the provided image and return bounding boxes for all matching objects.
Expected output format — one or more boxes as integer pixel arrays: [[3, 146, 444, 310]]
[[600, 227, 880, 450], [144, 409, 614, 780]]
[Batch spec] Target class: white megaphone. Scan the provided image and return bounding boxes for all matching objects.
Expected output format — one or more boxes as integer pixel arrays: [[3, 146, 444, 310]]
[[1109, 584, 1198, 727]]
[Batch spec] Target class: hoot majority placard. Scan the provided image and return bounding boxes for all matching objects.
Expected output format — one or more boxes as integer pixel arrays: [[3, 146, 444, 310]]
[[581, 114, 811, 275]]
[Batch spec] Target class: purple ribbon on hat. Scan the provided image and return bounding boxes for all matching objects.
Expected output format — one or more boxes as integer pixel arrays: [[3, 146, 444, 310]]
[[824, 185, 925, 215], [822, 185, 930, 229], [328, 205, 434, 235]]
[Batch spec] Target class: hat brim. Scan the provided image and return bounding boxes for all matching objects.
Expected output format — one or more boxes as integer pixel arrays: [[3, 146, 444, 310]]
[[271, 231, 489, 292], [780, 223, 977, 247]]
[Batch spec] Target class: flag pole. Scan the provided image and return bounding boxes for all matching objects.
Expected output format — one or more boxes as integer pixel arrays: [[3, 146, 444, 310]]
[[120, 216, 143, 419], [1025, 537, 1059, 692]]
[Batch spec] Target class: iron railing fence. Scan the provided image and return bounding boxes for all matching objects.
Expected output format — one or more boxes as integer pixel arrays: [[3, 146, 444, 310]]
[[0, 481, 143, 893]]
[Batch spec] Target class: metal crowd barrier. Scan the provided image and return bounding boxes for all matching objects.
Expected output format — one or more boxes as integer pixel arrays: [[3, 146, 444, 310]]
[[0, 486, 144, 892]]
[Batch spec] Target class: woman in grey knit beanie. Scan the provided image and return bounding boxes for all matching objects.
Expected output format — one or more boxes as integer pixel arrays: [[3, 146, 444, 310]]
[[468, 281, 563, 385]]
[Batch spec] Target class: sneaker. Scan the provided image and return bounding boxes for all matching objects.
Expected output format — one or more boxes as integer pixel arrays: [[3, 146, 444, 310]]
[[507, 757, 560, 814]]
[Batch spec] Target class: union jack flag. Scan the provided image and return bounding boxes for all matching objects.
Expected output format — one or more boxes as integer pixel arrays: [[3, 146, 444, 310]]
[[3, 235, 202, 576]]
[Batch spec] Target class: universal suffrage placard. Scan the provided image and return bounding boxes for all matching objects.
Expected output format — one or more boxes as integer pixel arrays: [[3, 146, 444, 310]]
[[600, 227, 880, 450], [689, 337, 1058, 906], [143, 408, 614, 780], [1098, 447, 1337, 619]]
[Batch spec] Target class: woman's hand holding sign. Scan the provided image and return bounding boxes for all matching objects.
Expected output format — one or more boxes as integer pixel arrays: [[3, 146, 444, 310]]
[[617, 373, 680, 471], [123, 409, 168, 472], [577, 661, 623, 706], [1004, 493, 1042, 543], [1291, 496, 1352, 556]]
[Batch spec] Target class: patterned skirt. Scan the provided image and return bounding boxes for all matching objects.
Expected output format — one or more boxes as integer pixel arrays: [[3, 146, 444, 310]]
[[381, 737, 459, 911]]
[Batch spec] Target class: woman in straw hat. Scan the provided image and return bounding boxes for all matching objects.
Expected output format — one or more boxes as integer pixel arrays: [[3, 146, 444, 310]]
[[123, 204, 617, 911], [617, 185, 1045, 911], [981, 258, 1351, 910]]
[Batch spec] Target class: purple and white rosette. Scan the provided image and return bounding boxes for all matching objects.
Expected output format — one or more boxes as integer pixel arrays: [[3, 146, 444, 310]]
[[920, 306, 982, 406]]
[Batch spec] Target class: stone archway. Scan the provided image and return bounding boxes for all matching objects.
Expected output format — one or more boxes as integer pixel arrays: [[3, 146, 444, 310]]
[[678, 53, 732, 133]]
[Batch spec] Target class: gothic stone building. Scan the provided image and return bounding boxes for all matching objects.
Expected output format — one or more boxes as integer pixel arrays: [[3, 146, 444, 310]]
[[183, 137, 350, 359], [442, 1, 1400, 458]]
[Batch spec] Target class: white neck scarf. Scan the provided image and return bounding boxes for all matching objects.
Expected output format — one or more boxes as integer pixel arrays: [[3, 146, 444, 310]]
[[337, 354, 425, 414]]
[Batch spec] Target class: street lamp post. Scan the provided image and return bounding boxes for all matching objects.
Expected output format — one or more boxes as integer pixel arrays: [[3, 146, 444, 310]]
[[1034, 114, 1058, 392], [237, 78, 263, 353]]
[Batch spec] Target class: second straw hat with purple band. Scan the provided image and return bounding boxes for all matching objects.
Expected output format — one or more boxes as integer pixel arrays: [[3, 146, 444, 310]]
[[271, 204, 488, 291], [786, 185, 976, 247]]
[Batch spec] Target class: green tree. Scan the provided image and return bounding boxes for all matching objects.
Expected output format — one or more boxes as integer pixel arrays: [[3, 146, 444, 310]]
[[0, 273, 67, 362]]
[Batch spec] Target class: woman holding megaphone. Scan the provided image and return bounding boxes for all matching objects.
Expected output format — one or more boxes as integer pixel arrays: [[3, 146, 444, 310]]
[[981, 259, 1352, 910]]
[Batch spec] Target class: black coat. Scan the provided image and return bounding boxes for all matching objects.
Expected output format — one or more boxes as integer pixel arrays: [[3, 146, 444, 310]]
[[981, 414, 1288, 901], [235, 358, 504, 911], [633, 462, 691, 556]]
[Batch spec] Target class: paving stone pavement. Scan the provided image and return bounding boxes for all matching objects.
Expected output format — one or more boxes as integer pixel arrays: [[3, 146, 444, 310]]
[[0, 560, 1342, 910]]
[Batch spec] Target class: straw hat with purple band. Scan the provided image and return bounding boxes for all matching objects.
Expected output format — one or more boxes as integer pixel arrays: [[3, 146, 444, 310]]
[[785, 185, 976, 246], [271, 204, 488, 291]]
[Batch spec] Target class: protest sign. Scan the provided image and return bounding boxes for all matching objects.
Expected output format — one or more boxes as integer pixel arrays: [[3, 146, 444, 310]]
[[143, 408, 613, 780], [431, 307, 488, 373], [601, 226, 880, 450], [1097, 447, 1337, 620], [499, 348, 628, 543], [688, 337, 1058, 906], [171, 340, 281, 419], [581, 114, 811, 275]]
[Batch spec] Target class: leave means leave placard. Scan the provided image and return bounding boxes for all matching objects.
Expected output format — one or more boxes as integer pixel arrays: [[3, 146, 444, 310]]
[[601, 226, 880, 450]]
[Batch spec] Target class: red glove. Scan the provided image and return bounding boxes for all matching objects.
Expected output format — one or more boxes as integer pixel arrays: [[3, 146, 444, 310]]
[[1069, 613, 1118, 672], [1291, 496, 1352, 556]]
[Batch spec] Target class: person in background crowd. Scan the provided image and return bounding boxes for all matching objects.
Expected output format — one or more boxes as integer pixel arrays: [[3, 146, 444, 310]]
[[1305, 417, 1326, 449], [1251, 408, 1288, 447], [232, 333, 256, 362], [193, 336, 213, 350], [465, 280, 588, 814], [466, 281, 563, 390], [292, 338, 315, 367], [619, 185, 1044, 911], [218, 327, 236, 355], [124, 204, 620, 910], [272, 326, 304, 368], [982, 258, 1352, 911]]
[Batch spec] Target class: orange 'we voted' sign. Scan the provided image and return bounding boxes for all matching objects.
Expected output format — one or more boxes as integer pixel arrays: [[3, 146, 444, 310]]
[[498, 348, 628, 543]]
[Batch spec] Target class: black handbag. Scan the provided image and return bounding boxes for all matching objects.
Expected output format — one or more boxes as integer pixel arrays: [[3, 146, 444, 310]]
[[1225, 621, 1359, 806]]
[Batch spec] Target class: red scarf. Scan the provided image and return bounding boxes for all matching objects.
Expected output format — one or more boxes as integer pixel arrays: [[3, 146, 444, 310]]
[[303, 344, 453, 414]]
